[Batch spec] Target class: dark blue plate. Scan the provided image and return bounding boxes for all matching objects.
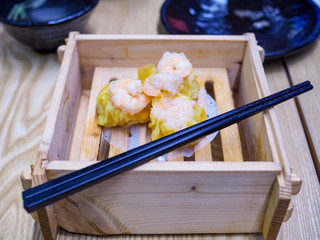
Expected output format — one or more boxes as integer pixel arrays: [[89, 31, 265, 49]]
[[160, 0, 320, 59]]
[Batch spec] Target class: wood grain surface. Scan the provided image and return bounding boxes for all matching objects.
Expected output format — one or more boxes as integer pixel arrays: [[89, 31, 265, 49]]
[[0, 21, 61, 240], [264, 60, 320, 240], [0, 0, 319, 239], [284, 41, 320, 179]]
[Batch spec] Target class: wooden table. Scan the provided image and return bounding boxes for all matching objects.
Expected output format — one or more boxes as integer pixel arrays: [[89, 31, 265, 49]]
[[1, 1, 319, 239]]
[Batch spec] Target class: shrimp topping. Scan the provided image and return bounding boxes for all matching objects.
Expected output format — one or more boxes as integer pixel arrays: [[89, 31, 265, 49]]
[[157, 51, 193, 78], [151, 95, 196, 131], [108, 77, 151, 115], [143, 73, 183, 97]]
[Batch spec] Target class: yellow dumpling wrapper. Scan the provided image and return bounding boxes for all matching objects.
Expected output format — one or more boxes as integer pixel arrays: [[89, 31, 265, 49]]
[[178, 71, 200, 100], [96, 84, 150, 127], [138, 64, 157, 83], [149, 94, 207, 141]]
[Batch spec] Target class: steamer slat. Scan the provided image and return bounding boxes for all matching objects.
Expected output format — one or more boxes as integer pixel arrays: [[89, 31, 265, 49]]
[[108, 127, 130, 157], [79, 67, 109, 161], [197, 68, 243, 162], [195, 73, 213, 162]]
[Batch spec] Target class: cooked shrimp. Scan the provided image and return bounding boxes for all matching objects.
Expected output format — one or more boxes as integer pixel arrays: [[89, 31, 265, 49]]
[[157, 51, 193, 78], [108, 77, 151, 115], [143, 73, 183, 97], [151, 95, 197, 131]]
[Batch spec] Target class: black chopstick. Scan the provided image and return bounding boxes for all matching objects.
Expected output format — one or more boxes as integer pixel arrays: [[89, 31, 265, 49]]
[[22, 81, 313, 213]]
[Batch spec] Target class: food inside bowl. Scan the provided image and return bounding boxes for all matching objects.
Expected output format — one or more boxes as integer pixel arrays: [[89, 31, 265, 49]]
[[0, 0, 98, 52], [6, 0, 88, 22], [96, 51, 218, 159]]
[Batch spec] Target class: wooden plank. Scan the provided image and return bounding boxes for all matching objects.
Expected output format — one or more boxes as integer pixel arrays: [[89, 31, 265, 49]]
[[238, 65, 271, 163], [46, 160, 281, 176], [32, 168, 58, 240], [285, 39, 320, 179], [99, 125, 149, 160], [264, 59, 320, 240], [76, 34, 247, 65], [138, 124, 148, 146], [262, 178, 291, 240], [78, 46, 246, 68], [212, 68, 243, 162], [57, 230, 264, 239], [247, 34, 291, 175], [98, 131, 110, 160], [108, 127, 130, 157], [77, 34, 248, 42], [197, 68, 243, 162], [76, 34, 247, 88], [79, 68, 108, 161], [194, 73, 213, 161], [237, 37, 272, 163], [81, 63, 241, 91], [31, 31, 81, 240], [55, 192, 269, 235], [244, 34, 292, 181], [57, 44, 66, 64], [290, 173, 302, 196], [45, 160, 280, 235], [20, 171, 38, 221], [46, 32, 82, 162], [239, 34, 292, 240], [68, 89, 90, 160], [210, 133, 225, 161]]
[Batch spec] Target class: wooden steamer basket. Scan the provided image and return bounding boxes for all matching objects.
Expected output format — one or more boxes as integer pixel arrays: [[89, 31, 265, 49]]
[[21, 32, 301, 240]]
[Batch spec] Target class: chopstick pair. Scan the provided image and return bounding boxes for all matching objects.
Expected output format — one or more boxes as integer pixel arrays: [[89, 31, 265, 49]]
[[23, 81, 313, 213]]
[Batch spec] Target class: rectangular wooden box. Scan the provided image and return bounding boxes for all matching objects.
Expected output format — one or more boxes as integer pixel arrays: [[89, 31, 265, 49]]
[[23, 32, 301, 240]]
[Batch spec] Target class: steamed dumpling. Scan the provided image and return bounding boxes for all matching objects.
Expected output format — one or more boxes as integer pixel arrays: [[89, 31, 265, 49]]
[[157, 51, 200, 100], [149, 94, 207, 141], [96, 78, 151, 127]]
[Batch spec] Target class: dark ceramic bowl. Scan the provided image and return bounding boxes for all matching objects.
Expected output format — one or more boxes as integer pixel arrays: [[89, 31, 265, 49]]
[[0, 0, 99, 52], [160, 0, 320, 59]]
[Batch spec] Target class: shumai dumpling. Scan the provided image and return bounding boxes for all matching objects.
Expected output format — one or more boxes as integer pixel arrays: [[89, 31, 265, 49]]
[[157, 51, 200, 100], [149, 94, 207, 141], [96, 77, 151, 127]]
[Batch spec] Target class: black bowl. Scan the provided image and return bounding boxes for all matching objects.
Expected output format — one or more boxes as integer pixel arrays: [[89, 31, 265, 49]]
[[160, 0, 320, 59], [0, 0, 99, 52]]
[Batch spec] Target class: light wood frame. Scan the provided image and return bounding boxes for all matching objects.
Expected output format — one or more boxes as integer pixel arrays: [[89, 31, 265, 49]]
[[24, 32, 300, 240]]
